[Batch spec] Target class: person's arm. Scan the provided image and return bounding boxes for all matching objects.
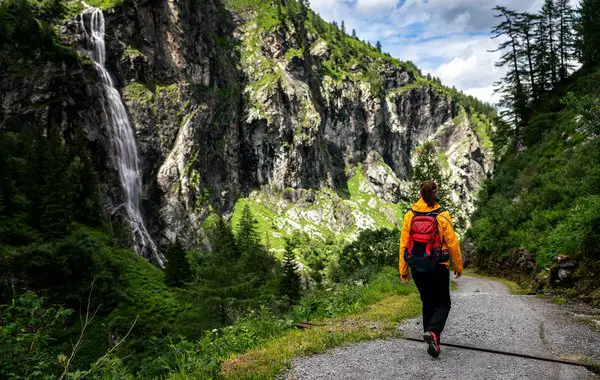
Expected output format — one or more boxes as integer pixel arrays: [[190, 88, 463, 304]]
[[441, 212, 463, 277], [399, 211, 412, 281]]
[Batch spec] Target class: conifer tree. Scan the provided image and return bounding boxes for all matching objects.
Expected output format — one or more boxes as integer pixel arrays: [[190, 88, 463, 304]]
[[376, 40, 382, 52], [236, 205, 276, 289], [164, 240, 192, 288], [517, 12, 539, 99], [279, 242, 301, 305], [555, 0, 576, 79], [579, 0, 600, 66], [352, 28, 357, 38], [541, 0, 559, 85], [341, 20, 346, 34], [491, 6, 530, 136], [411, 142, 463, 230]]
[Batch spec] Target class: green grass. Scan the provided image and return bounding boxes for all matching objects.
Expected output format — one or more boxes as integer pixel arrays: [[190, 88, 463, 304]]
[[221, 293, 421, 379]]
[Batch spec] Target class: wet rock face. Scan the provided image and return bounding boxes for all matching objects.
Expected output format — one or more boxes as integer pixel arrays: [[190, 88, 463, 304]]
[[2, 0, 494, 254]]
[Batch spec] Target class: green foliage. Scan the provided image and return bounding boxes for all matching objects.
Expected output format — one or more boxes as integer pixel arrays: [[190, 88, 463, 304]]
[[540, 195, 600, 266], [85, 0, 125, 10], [411, 141, 463, 230], [286, 231, 343, 286], [579, 0, 600, 66], [0, 292, 73, 379], [291, 267, 415, 321], [562, 91, 600, 135], [0, 0, 78, 75], [279, 241, 302, 305], [339, 229, 399, 281], [164, 240, 192, 288], [468, 66, 600, 296]]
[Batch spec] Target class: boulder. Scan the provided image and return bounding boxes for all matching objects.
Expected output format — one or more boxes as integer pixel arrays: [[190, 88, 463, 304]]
[[550, 255, 579, 286]]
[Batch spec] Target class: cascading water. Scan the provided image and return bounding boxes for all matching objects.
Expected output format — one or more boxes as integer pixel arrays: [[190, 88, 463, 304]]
[[81, 7, 164, 266]]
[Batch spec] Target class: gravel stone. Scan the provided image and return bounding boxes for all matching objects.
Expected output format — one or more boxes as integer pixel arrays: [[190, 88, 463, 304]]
[[290, 276, 600, 380]]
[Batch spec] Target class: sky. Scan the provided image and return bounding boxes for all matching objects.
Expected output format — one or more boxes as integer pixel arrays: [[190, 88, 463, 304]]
[[310, 0, 579, 105]]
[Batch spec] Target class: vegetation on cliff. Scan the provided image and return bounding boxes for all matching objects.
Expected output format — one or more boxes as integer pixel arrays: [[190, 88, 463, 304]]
[[468, 0, 600, 305]]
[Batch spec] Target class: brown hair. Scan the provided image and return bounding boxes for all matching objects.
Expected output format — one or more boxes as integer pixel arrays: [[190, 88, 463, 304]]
[[420, 180, 438, 207]]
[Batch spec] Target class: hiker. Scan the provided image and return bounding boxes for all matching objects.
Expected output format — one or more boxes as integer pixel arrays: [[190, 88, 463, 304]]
[[399, 180, 463, 358]]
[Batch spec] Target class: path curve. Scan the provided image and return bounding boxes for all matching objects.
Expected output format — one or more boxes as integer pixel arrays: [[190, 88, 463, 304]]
[[290, 275, 600, 380]]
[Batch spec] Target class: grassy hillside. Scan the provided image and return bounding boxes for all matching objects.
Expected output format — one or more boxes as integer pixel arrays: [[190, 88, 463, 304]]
[[467, 65, 600, 305]]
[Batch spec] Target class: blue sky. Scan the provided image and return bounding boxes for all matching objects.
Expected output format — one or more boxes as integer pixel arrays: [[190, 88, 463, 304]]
[[310, 0, 580, 105]]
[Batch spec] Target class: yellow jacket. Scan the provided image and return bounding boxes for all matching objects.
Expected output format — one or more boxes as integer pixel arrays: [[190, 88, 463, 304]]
[[399, 198, 463, 277]]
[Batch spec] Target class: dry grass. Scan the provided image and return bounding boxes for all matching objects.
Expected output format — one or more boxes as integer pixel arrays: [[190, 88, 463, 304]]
[[221, 293, 422, 379]]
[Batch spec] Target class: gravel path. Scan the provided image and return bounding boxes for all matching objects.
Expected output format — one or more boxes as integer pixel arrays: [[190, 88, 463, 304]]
[[290, 276, 600, 380]]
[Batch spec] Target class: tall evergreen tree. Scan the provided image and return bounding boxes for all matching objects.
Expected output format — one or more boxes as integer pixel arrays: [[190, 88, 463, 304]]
[[517, 12, 539, 99], [555, 0, 577, 79], [541, 0, 559, 85], [164, 240, 192, 288], [236, 205, 261, 255], [579, 0, 600, 66], [376, 40, 382, 52], [279, 242, 301, 305], [352, 28, 357, 38], [411, 142, 463, 230], [341, 20, 346, 34], [236, 205, 276, 289], [491, 6, 530, 134]]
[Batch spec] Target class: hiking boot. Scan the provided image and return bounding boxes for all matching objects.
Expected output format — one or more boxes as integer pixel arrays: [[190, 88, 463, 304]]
[[423, 331, 440, 358]]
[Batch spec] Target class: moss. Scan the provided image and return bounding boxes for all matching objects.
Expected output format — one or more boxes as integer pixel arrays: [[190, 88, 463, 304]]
[[284, 47, 303, 61], [124, 45, 145, 59], [85, 0, 125, 10], [123, 82, 153, 104]]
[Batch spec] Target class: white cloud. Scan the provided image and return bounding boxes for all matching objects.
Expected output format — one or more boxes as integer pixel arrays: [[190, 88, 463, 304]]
[[356, 0, 397, 13], [464, 86, 498, 105], [309, 0, 580, 105]]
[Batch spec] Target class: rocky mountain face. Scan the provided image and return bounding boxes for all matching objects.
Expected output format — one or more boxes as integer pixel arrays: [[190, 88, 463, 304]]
[[1, 0, 494, 256]]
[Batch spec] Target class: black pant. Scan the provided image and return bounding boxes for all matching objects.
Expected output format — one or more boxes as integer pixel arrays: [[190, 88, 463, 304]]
[[412, 265, 451, 335]]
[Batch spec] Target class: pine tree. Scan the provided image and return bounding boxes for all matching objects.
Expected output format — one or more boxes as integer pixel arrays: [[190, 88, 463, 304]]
[[341, 20, 346, 34], [555, 0, 576, 79], [411, 142, 462, 230], [164, 240, 192, 288], [279, 242, 301, 305], [352, 28, 357, 38], [376, 40, 382, 52], [491, 6, 530, 136], [516, 12, 539, 99], [541, 0, 560, 85], [196, 216, 245, 324], [236, 205, 276, 289], [579, 0, 600, 66], [236, 205, 261, 258]]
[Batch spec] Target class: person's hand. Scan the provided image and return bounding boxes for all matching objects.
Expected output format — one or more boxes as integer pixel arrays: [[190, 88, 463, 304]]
[[454, 271, 462, 280], [401, 274, 410, 283]]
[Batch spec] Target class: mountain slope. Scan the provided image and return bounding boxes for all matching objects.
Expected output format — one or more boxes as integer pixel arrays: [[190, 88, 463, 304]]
[[1, 0, 496, 254], [467, 65, 600, 304]]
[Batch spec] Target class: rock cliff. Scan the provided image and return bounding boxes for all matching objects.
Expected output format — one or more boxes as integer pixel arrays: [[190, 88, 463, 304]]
[[0, 0, 495, 256]]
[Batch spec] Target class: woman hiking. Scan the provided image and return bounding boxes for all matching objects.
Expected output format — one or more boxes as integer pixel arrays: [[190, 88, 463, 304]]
[[399, 180, 463, 358]]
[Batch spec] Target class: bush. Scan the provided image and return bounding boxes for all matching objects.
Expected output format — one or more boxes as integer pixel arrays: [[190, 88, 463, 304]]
[[338, 229, 399, 281], [0, 292, 72, 379]]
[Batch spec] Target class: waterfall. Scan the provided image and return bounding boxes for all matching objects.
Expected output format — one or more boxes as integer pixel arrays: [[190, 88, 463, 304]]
[[81, 7, 164, 266]]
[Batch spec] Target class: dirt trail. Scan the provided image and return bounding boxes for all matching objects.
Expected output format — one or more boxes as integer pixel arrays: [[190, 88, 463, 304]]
[[291, 276, 600, 380]]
